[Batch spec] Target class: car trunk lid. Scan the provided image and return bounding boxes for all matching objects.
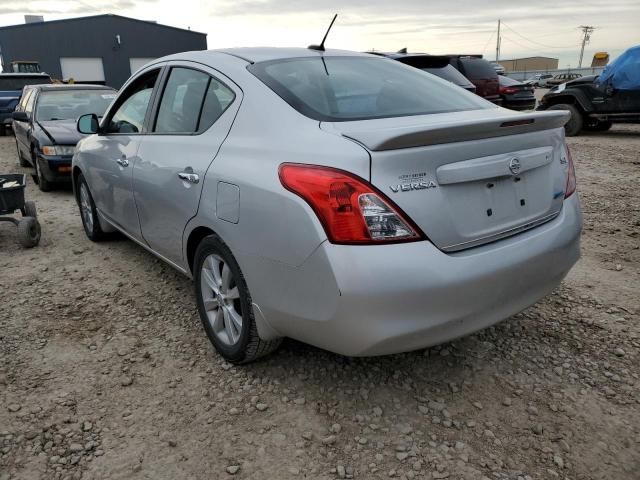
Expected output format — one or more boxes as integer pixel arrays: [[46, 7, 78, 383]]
[[321, 109, 570, 251]]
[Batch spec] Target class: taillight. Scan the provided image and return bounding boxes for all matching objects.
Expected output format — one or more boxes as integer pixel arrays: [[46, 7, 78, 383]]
[[499, 86, 518, 94], [279, 164, 424, 244], [564, 145, 577, 198]]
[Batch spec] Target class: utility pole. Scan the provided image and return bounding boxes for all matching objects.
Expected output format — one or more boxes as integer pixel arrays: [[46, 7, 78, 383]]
[[496, 19, 501, 62], [578, 25, 595, 68]]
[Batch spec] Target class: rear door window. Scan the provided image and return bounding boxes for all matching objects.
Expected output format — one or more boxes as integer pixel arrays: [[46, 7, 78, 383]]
[[250, 56, 489, 122], [154, 67, 235, 134], [155, 68, 209, 133]]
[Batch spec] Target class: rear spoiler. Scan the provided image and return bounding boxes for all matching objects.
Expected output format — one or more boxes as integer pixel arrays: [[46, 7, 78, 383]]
[[324, 110, 569, 151]]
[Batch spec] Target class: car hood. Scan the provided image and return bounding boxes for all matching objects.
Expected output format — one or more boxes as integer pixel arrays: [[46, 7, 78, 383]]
[[38, 119, 83, 145]]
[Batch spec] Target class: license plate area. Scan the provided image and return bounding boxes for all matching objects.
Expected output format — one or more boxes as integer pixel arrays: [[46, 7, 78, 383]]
[[483, 175, 527, 220]]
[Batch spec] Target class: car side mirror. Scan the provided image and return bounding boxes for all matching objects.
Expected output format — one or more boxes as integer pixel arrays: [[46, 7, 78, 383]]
[[12, 111, 29, 122], [77, 113, 100, 134]]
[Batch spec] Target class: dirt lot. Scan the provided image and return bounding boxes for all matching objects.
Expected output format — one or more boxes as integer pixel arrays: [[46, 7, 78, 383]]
[[1, 126, 639, 480]]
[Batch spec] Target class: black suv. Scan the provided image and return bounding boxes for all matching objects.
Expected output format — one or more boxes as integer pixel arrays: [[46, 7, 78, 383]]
[[537, 75, 640, 136]]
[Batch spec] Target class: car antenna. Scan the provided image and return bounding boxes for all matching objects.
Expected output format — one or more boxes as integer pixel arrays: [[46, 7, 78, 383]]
[[397, 47, 407, 54], [308, 14, 338, 51]]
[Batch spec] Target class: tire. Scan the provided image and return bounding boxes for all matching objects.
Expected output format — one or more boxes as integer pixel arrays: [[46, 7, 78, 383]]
[[16, 141, 29, 167], [548, 103, 583, 136], [194, 235, 282, 364], [77, 173, 108, 242], [17, 217, 41, 248], [34, 156, 52, 192], [22, 201, 37, 218]]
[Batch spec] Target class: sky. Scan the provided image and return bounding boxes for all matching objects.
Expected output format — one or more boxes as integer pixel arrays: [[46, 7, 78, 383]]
[[1, 0, 639, 67]]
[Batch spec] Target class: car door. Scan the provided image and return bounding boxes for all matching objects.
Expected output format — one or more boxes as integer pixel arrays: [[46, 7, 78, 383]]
[[13, 88, 35, 157], [82, 67, 161, 240], [133, 62, 241, 267]]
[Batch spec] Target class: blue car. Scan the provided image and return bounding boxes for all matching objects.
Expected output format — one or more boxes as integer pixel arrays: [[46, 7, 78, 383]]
[[0, 73, 51, 134]]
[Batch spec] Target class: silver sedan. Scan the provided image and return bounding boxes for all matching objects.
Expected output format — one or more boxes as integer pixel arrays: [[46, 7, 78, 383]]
[[73, 48, 582, 363]]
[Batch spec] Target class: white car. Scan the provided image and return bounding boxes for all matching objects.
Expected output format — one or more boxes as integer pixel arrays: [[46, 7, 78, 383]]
[[72, 48, 582, 363]]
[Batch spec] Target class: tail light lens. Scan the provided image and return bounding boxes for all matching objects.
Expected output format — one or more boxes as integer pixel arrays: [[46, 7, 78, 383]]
[[279, 164, 424, 244], [564, 145, 577, 198], [499, 86, 518, 94]]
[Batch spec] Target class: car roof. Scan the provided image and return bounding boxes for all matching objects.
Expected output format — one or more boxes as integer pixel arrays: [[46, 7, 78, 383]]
[[222, 47, 375, 63], [165, 47, 376, 65], [0, 73, 50, 77], [32, 84, 115, 91]]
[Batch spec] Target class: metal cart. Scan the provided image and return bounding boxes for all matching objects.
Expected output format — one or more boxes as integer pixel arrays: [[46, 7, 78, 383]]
[[0, 173, 41, 248]]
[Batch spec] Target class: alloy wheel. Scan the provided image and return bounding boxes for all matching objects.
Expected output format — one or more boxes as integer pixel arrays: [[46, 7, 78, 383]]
[[79, 183, 94, 232], [200, 254, 243, 345]]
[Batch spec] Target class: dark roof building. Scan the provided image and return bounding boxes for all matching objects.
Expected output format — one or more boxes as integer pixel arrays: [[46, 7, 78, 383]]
[[0, 14, 207, 88]]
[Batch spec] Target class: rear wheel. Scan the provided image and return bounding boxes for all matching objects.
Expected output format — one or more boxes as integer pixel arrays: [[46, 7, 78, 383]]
[[22, 201, 37, 218], [17, 217, 41, 248], [548, 103, 583, 136], [77, 173, 108, 241], [194, 235, 281, 364]]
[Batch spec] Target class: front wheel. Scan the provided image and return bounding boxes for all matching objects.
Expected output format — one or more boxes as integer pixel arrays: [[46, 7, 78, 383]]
[[548, 103, 583, 136], [16, 141, 29, 167], [194, 235, 281, 364], [77, 173, 108, 242], [34, 156, 52, 192]]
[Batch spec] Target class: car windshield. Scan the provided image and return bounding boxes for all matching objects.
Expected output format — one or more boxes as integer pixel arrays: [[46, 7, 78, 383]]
[[250, 56, 490, 121], [36, 89, 117, 121]]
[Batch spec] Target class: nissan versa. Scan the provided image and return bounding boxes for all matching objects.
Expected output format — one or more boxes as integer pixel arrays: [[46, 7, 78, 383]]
[[72, 48, 582, 363]]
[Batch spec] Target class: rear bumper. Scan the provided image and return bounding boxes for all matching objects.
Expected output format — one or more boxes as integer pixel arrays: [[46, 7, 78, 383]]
[[38, 154, 73, 182], [256, 194, 582, 356]]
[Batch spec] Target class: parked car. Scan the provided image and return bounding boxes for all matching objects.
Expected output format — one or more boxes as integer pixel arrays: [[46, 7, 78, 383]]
[[73, 48, 581, 364], [538, 76, 640, 135], [369, 52, 476, 93], [524, 73, 553, 87], [0, 73, 51, 135], [538, 45, 640, 136], [447, 55, 502, 104], [12, 84, 116, 191], [546, 73, 582, 87], [490, 62, 506, 75], [498, 75, 536, 110]]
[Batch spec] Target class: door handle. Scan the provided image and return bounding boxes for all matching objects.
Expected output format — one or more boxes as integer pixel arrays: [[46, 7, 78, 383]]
[[178, 172, 200, 184], [116, 158, 129, 167]]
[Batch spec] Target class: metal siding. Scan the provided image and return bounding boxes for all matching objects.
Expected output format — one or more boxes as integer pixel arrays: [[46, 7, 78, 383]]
[[0, 15, 207, 88]]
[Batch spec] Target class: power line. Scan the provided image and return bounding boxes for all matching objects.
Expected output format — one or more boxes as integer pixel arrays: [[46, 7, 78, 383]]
[[500, 21, 580, 49], [480, 30, 495, 56]]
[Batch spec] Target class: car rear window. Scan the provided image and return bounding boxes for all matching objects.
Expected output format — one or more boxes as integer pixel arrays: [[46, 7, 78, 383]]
[[249, 56, 490, 122], [499, 76, 522, 86], [0, 75, 51, 90], [422, 65, 474, 87], [459, 58, 497, 79]]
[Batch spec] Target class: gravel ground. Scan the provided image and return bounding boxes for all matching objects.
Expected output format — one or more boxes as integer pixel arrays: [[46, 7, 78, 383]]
[[1, 126, 639, 480]]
